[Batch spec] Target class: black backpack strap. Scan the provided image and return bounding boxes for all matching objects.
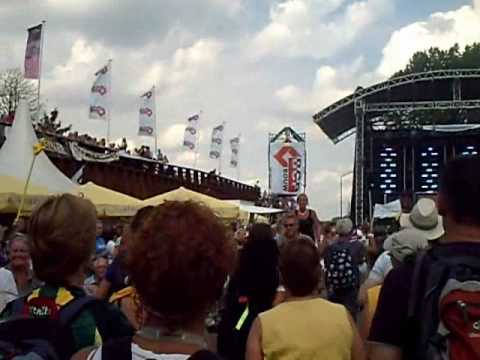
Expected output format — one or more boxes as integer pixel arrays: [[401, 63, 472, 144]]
[[408, 250, 427, 318], [10, 296, 25, 316], [188, 350, 222, 360], [101, 336, 133, 360], [58, 296, 98, 325]]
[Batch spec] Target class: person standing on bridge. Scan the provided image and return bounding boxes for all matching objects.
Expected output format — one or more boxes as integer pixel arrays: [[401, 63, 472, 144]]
[[295, 194, 322, 246]]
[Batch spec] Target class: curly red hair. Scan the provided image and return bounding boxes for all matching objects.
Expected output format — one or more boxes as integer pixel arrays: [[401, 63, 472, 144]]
[[127, 200, 234, 330]]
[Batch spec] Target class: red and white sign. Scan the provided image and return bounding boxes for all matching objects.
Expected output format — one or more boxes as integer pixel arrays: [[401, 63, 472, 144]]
[[270, 142, 305, 195], [89, 62, 111, 121]]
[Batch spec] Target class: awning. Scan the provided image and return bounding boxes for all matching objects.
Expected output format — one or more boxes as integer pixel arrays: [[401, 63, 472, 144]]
[[73, 182, 143, 217], [143, 187, 239, 220]]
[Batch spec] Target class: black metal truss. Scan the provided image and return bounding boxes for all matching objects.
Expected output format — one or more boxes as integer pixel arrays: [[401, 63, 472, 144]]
[[313, 69, 480, 124]]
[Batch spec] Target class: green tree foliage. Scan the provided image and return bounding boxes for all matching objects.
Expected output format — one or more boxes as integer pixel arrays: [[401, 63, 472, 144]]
[[392, 43, 480, 78], [382, 43, 480, 129]]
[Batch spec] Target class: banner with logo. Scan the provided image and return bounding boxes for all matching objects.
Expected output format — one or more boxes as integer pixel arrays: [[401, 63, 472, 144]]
[[24, 23, 43, 79], [269, 142, 306, 195], [183, 113, 200, 150], [89, 62, 110, 120], [209, 124, 225, 160], [138, 86, 155, 137], [69, 142, 119, 162], [229, 136, 240, 168]]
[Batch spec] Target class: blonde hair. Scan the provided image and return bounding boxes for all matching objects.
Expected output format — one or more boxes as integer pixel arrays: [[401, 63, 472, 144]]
[[29, 194, 97, 285]]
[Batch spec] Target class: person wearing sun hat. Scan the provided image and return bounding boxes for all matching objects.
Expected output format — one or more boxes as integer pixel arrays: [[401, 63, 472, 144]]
[[360, 228, 428, 338], [382, 228, 429, 266], [399, 197, 444, 242]]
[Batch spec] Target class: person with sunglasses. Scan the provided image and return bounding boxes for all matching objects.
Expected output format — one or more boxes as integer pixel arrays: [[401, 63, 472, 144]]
[[277, 213, 313, 249]]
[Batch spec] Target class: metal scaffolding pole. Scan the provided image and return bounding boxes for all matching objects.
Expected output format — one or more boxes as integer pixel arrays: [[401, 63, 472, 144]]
[[354, 99, 365, 226]]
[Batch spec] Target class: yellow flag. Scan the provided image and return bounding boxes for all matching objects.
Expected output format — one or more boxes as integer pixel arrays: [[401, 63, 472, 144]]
[[33, 139, 46, 155]]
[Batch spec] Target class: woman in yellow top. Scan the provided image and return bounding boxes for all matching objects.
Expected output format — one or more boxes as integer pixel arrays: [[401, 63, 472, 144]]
[[246, 237, 365, 360]]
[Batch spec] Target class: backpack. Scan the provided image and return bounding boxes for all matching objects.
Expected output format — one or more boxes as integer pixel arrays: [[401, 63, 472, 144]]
[[100, 336, 223, 359], [409, 246, 480, 360], [325, 243, 361, 292], [324, 243, 362, 319], [0, 295, 96, 360]]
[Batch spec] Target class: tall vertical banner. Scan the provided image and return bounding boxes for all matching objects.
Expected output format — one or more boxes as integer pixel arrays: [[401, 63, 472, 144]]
[[24, 23, 43, 79], [183, 113, 200, 150], [138, 86, 155, 137], [89, 62, 111, 120], [269, 141, 306, 195], [229, 136, 240, 168], [209, 124, 225, 159]]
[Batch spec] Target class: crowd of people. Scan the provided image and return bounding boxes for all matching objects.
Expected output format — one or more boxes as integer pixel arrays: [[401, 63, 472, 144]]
[[0, 155, 479, 359]]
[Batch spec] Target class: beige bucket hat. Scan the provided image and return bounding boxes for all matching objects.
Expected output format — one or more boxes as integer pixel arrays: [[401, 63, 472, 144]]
[[400, 198, 444, 241]]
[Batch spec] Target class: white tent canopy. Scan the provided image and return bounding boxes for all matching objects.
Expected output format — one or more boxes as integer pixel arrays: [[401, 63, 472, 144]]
[[227, 200, 284, 215], [0, 100, 74, 192]]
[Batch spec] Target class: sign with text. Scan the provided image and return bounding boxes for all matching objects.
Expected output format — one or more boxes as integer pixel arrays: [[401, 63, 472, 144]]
[[269, 142, 305, 195]]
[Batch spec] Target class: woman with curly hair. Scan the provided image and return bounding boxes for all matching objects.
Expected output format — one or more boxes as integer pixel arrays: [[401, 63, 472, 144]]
[[75, 201, 234, 360], [218, 223, 280, 360]]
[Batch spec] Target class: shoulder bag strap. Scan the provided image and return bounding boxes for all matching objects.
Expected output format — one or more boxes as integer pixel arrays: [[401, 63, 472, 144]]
[[408, 250, 427, 319], [10, 296, 26, 316], [59, 295, 98, 325]]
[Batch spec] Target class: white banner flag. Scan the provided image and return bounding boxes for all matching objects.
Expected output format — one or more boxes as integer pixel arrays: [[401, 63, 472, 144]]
[[183, 113, 200, 150], [269, 141, 306, 195], [209, 124, 225, 160], [89, 62, 110, 120], [230, 136, 240, 168], [138, 86, 155, 137]]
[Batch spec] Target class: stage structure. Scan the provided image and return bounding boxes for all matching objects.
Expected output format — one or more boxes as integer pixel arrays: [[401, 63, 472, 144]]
[[313, 69, 480, 225], [268, 127, 306, 197]]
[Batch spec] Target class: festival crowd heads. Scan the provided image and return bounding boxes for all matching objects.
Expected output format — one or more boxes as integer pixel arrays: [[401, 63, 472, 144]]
[[1, 157, 480, 359]]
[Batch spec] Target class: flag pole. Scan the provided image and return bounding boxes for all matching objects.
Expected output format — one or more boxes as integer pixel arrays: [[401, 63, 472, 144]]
[[36, 20, 46, 120], [153, 85, 158, 157], [106, 59, 112, 143]]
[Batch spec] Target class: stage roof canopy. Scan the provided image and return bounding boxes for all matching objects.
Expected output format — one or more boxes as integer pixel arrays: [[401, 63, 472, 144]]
[[313, 69, 480, 144]]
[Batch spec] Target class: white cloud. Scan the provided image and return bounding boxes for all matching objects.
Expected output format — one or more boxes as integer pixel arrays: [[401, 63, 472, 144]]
[[157, 123, 186, 150], [276, 57, 370, 114], [208, 0, 244, 15], [378, 3, 480, 77], [136, 39, 223, 95], [250, 0, 393, 59]]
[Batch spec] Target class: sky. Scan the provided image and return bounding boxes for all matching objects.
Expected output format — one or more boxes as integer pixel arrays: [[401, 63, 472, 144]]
[[1, 0, 479, 219]]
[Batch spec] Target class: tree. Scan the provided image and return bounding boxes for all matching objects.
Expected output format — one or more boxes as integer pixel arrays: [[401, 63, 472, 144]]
[[0, 68, 38, 120], [383, 43, 480, 130], [391, 43, 480, 78]]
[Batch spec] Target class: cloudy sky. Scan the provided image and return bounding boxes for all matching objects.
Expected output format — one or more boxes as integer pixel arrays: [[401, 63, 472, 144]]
[[1, 0, 479, 218]]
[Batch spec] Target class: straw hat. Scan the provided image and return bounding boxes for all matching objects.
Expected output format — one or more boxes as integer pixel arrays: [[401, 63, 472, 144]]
[[400, 198, 444, 241]]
